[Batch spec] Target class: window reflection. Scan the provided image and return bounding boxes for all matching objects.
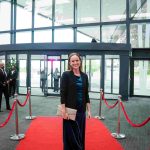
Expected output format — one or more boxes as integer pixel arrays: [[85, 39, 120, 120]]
[[77, 26, 100, 42], [130, 0, 150, 20], [34, 0, 52, 28], [0, 1, 11, 31], [102, 25, 126, 43], [34, 30, 52, 43], [77, 0, 100, 24], [16, 0, 32, 29], [55, 0, 73, 26], [102, 0, 126, 22], [0, 33, 10, 44], [130, 23, 150, 48], [54, 28, 73, 42], [134, 60, 150, 96], [16, 31, 31, 43]]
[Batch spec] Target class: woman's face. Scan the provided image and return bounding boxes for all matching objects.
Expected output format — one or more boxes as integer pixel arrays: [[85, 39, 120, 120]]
[[69, 55, 81, 70]]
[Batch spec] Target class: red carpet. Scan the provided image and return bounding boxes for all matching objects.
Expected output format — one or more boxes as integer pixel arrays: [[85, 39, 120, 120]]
[[16, 117, 124, 150]]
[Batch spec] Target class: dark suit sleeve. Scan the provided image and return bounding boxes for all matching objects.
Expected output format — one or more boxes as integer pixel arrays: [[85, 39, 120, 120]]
[[12, 71, 18, 80], [60, 72, 68, 104], [0, 71, 4, 87], [15, 71, 18, 79]]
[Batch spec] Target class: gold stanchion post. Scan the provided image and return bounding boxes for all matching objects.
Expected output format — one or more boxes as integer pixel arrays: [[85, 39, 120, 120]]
[[95, 89, 105, 120], [10, 94, 25, 140], [111, 95, 126, 139], [25, 87, 36, 120]]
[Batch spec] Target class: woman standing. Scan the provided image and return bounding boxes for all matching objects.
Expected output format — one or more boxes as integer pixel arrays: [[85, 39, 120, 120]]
[[53, 68, 60, 92], [60, 53, 91, 150]]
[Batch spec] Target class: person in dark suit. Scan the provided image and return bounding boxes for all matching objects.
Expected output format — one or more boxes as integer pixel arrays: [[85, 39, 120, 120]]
[[40, 70, 47, 92], [0, 62, 11, 112], [9, 65, 18, 97], [53, 68, 60, 92], [60, 53, 91, 150]]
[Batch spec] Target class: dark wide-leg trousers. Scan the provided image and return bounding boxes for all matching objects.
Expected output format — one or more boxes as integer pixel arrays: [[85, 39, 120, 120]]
[[63, 112, 86, 150], [0, 86, 10, 110]]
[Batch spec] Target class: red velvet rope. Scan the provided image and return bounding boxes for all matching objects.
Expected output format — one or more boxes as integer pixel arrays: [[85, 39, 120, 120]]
[[120, 101, 150, 127], [0, 100, 17, 128], [101, 93, 119, 109], [17, 92, 30, 107], [101, 92, 105, 100]]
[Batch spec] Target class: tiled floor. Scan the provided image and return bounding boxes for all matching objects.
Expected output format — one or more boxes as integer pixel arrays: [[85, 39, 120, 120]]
[[0, 95, 150, 150]]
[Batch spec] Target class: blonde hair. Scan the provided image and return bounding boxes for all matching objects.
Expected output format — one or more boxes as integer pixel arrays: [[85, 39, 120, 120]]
[[68, 53, 82, 71]]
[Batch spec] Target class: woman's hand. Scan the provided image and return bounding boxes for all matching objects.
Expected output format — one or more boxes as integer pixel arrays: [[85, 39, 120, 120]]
[[62, 110, 69, 120], [87, 111, 92, 119], [86, 103, 92, 119]]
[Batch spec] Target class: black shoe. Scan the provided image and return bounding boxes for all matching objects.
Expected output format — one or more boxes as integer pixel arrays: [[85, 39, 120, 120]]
[[7, 108, 11, 110]]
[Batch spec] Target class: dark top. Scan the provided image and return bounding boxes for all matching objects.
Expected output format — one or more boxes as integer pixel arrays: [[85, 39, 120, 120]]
[[75, 75, 83, 106], [75, 75, 85, 113], [60, 71, 90, 112]]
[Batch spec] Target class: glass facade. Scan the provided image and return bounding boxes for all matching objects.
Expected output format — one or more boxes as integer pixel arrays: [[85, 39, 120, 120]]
[[54, 28, 73, 42], [134, 60, 150, 96], [0, 0, 150, 97], [34, 30, 52, 43], [102, 24, 126, 43], [18, 54, 27, 94], [16, 0, 32, 29], [0, 33, 10, 44], [102, 0, 126, 22], [55, 0, 74, 25], [104, 55, 120, 94], [130, 23, 150, 48], [34, 0, 52, 28], [77, 26, 100, 42], [0, 0, 149, 46], [77, 0, 100, 24], [0, 1, 11, 31], [130, 0, 150, 20], [16, 31, 31, 43]]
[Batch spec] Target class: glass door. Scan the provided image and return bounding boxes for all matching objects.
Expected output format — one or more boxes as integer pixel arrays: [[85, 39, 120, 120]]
[[104, 55, 119, 94], [18, 54, 27, 94], [86, 55, 101, 92], [46, 55, 69, 95], [134, 60, 150, 96], [30, 55, 68, 96], [47, 56, 61, 95], [30, 55, 47, 96]]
